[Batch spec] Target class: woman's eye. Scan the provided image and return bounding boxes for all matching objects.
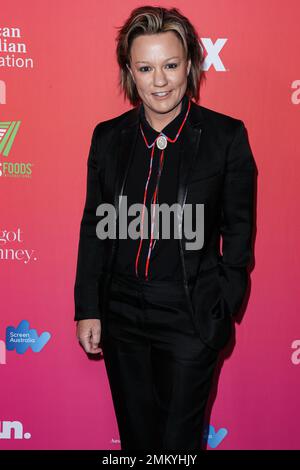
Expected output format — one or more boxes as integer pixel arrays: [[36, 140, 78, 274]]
[[138, 63, 178, 72]]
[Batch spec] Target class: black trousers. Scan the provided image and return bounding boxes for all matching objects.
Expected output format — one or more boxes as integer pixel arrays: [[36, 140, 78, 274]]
[[101, 272, 220, 451]]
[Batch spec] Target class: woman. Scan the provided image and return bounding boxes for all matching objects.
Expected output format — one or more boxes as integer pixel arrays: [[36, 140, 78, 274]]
[[74, 6, 256, 451]]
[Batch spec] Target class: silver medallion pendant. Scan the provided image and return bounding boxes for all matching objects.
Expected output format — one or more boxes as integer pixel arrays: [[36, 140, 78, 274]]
[[156, 134, 168, 150]]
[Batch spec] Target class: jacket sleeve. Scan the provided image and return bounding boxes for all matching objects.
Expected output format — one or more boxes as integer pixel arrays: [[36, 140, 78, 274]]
[[73, 124, 105, 321], [218, 120, 256, 318]]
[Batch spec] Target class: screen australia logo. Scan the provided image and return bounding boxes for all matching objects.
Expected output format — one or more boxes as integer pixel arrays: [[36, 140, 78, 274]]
[[1, 320, 51, 365], [0, 120, 32, 177], [5, 320, 51, 356]]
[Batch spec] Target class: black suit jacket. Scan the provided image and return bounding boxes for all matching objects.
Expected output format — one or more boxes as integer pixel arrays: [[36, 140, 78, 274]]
[[74, 99, 257, 351]]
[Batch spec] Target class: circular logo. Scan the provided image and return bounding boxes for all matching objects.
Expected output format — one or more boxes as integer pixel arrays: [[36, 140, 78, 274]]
[[156, 135, 168, 150]]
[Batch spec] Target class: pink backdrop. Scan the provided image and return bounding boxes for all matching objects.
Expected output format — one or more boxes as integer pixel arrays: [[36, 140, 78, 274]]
[[1, 0, 299, 450]]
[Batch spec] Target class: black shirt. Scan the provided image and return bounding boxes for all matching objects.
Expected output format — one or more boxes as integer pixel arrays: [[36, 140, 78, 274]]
[[113, 93, 190, 281]]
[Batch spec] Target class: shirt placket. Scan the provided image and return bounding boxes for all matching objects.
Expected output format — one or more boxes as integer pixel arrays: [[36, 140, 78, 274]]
[[139, 144, 161, 279]]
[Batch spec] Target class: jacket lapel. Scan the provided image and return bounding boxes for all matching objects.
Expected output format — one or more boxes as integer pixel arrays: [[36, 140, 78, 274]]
[[176, 118, 203, 210], [114, 123, 139, 221]]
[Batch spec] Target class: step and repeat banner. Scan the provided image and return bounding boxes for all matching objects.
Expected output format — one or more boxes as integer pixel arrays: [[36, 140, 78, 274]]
[[0, 0, 299, 451]]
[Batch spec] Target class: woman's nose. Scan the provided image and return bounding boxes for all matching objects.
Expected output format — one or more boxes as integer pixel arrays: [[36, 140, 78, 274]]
[[153, 68, 168, 86]]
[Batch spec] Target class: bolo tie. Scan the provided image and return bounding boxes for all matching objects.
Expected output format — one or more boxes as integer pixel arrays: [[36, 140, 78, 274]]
[[135, 97, 191, 280]]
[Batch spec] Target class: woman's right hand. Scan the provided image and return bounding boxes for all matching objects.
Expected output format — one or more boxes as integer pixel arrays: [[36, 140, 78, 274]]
[[76, 319, 102, 354]]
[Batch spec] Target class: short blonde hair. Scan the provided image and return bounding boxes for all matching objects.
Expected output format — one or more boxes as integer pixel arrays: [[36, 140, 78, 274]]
[[115, 5, 206, 106]]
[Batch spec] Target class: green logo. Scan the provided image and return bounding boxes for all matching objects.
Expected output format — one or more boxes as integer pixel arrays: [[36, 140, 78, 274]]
[[0, 121, 21, 156]]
